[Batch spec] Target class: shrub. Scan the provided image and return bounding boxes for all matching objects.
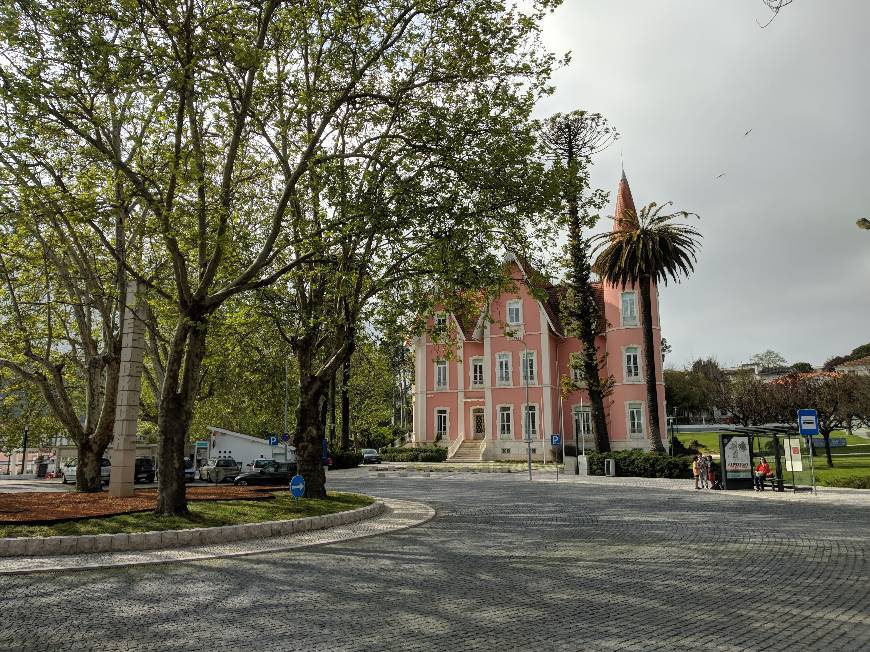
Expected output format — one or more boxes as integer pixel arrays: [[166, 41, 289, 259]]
[[826, 475, 870, 489], [381, 445, 447, 462], [586, 450, 692, 479], [330, 450, 363, 469]]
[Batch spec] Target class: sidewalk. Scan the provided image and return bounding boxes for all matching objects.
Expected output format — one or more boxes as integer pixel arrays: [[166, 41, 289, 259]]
[[547, 472, 870, 505]]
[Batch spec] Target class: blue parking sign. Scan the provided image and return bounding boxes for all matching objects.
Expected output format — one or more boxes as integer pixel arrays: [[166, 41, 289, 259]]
[[551, 434, 561, 446], [267, 435, 278, 446]]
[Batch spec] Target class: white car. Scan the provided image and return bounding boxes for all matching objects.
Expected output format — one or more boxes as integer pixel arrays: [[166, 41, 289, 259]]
[[61, 458, 111, 484]]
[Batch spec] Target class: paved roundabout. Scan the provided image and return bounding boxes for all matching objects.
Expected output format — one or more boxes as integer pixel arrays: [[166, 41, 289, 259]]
[[0, 472, 867, 651]]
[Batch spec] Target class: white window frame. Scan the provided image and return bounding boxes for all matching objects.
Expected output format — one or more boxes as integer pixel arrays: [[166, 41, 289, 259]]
[[624, 346, 641, 383], [507, 299, 522, 326], [435, 408, 449, 440], [573, 406, 593, 446], [434, 311, 448, 333], [627, 402, 644, 439], [496, 352, 512, 387], [569, 352, 586, 386], [521, 350, 538, 385], [497, 404, 513, 440], [435, 360, 448, 390], [621, 291, 638, 327], [522, 403, 539, 439], [470, 357, 484, 388]]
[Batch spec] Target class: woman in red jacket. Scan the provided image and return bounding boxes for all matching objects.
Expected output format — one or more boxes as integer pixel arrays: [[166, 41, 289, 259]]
[[754, 458, 771, 491]]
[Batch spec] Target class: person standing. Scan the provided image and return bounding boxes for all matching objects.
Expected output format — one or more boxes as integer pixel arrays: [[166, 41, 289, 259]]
[[692, 455, 701, 490], [699, 455, 710, 489]]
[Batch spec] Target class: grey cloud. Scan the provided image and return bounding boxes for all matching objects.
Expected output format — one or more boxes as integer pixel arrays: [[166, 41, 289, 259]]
[[536, 0, 870, 367]]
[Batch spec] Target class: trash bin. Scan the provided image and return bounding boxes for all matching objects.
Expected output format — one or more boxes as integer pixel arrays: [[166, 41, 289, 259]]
[[604, 458, 616, 476], [36, 462, 48, 479]]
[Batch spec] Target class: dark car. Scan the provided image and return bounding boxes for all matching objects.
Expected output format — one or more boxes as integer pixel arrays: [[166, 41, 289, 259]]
[[134, 458, 155, 484], [361, 448, 382, 464], [184, 458, 197, 482], [234, 461, 298, 486]]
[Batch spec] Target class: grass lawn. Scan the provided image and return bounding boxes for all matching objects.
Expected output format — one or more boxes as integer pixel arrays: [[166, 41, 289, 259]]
[[0, 491, 372, 538], [813, 455, 870, 488], [673, 432, 721, 454]]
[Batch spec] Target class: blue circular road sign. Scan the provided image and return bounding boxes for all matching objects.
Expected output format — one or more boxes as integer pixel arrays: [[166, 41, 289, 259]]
[[290, 474, 305, 498], [281, 432, 290, 442]]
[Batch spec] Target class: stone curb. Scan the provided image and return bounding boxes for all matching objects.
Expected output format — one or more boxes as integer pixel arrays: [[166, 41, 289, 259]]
[[0, 500, 385, 558]]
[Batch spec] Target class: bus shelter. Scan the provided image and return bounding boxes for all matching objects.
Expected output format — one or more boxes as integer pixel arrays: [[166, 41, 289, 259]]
[[717, 427, 815, 492]]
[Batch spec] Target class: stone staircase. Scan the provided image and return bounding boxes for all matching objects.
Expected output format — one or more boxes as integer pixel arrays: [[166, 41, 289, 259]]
[[449, 440, 486, 462]]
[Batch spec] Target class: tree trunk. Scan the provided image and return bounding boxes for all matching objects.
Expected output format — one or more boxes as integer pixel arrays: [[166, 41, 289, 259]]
[[328, 374, 336, 446], [582, 341, 610, 453], [822, 430, 833, 468], [155, 316, 209, 516], [75, 441, 104, 492], [339, 330, 355, 451], [639, 279, 664, 453], [296, 374, 327, 498]]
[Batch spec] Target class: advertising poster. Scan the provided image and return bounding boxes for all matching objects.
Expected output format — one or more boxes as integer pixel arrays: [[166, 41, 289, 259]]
[[724, 436, 751, 479]]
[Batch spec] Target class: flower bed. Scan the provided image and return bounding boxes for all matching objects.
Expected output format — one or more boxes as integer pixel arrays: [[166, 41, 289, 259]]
[[0, 486, 276, 525]]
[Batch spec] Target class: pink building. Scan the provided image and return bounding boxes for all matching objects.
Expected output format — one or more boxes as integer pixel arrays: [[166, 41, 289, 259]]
[[411, 173, 666, 460]]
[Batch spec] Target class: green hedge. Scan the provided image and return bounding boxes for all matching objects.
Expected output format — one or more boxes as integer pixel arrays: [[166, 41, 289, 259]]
[[380, 446, 448, 462], [330, 450, 363, 469], [586, 450, 694, 479]]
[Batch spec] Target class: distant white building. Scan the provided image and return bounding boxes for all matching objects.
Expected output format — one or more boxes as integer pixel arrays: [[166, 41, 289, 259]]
[[206, 427, 296, 473], [835, 355, 870, 376]]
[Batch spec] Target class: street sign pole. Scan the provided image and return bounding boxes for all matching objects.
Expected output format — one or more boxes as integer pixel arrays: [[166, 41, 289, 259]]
[[797, 408, 819, 494]]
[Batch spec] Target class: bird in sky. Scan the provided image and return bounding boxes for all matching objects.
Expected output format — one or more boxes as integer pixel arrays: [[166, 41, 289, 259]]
[[714, 173, 726, 180], [744, 128, 753, 136]]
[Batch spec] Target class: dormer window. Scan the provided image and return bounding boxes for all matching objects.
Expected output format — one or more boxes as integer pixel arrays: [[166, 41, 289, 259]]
[[621, 292, 638, 327], [507, 299, 522, 326], [434, 312, 447, 333]]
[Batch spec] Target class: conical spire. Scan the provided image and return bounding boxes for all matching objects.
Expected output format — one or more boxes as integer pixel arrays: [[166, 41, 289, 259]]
[[614, 170, 638, 231]]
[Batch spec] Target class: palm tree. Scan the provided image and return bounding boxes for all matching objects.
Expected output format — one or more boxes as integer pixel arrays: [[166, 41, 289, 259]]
[[593, 202, 701, 452]]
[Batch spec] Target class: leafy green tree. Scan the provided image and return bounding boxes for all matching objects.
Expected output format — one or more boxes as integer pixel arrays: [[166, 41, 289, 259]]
[[594, 203, 701, 452], [0, 166, 126, 491], [0, 372, 62, 461], [751, 350, 788, 370], [540, 111, 617, 453], [791, 362, 814, 373], [0, 0, 561, 508]]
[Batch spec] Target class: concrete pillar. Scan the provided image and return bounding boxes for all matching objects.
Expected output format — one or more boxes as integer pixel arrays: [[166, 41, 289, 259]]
[[109, 280, 147, 497]]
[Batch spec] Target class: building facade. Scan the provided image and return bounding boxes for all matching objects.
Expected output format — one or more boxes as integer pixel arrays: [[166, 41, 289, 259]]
[[411, 173, 667, 460]]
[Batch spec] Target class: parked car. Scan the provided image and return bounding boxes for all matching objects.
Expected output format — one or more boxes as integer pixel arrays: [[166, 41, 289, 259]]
[[61, 458, 111, 485], [134, 457, 155, 484], [156, 458, 198, 483], [361, 448, 382, 464], [234, 461, 298, 486], [200, 457, 240, 483], [246, 458, 272, 474], [184, 458, 197, 482]]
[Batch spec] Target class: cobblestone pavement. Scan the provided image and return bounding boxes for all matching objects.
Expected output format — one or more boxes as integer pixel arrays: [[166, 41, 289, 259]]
[[1, 474, 868, 651]]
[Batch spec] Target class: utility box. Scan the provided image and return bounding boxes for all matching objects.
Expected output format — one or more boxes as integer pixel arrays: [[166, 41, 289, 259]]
[[564, 455, 578, 475], [578, 455, 589, 476], [605, 458, 616, 476]]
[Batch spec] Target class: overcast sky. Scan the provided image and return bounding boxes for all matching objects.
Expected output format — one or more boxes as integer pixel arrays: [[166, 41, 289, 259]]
[[536, 0, 870, 369]]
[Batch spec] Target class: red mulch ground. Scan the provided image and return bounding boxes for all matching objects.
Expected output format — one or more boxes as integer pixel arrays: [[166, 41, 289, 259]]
[[0, 486, 277, 525]]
